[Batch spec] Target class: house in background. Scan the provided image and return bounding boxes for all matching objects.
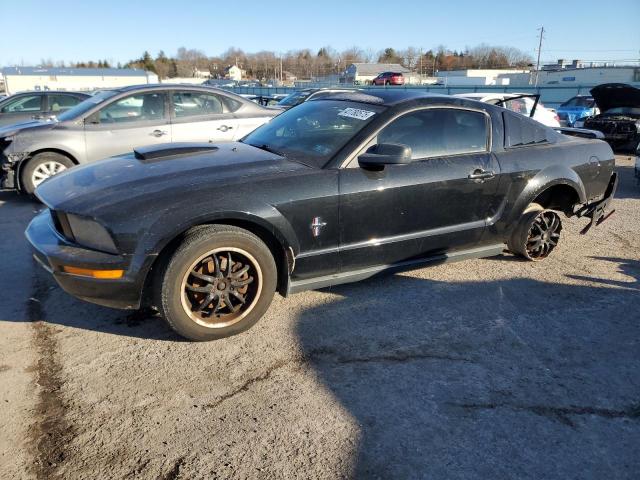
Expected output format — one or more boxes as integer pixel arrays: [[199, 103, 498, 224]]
[[1, 67, 158, 95], [224, 65, 245, 81]]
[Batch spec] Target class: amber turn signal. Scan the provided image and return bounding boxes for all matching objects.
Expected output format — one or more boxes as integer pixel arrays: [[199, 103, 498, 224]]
[[62, 266, 124, 279]]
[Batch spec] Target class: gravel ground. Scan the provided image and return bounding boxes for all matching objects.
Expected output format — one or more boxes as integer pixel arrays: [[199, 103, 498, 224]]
[[0, 156, 638, 480]]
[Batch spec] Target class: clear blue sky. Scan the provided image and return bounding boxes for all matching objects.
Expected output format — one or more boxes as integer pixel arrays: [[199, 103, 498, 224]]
[[2, 0, 639, 66]]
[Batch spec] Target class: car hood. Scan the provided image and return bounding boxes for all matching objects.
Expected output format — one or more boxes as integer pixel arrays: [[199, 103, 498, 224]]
[[35, 142, 311, 214], [0, 119, 56, 138], [590, 83, 640, 112]]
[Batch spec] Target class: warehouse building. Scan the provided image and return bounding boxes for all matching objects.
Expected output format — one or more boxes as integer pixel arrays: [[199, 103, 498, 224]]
[[1, 67, 158, 95]]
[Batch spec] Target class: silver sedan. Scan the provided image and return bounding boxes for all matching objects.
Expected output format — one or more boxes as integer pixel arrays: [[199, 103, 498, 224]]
[[0, 84, 280, 194]]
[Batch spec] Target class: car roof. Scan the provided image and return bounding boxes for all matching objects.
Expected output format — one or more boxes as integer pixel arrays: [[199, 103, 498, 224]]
[[8, 90, 90, 96], [112, 83, 226, 93], [314, 89, 447, 106]]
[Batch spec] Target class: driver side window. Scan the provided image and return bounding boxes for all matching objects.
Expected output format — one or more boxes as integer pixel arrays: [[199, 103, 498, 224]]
[[374, 108, 489, 160]]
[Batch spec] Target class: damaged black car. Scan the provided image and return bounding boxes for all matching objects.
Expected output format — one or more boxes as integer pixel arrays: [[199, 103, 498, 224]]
[[26, 91, 618, 341], [584, 83, 640, 152]]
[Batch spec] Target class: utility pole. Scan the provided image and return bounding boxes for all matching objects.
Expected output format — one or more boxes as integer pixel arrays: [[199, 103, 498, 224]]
[[534, 26, 544, 86]]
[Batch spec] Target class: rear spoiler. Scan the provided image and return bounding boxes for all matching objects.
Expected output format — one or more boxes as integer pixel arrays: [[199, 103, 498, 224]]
[[553, 127, 605, 140]]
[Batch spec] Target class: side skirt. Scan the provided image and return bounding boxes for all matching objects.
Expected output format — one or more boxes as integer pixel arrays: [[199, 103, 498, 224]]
[[286, 243, 506, 295]]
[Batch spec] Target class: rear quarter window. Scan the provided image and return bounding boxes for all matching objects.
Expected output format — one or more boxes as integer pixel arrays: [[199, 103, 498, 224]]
[[503, 111, 554, 148]]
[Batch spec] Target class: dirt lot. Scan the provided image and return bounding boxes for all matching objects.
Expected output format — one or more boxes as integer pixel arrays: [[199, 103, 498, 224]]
[[0, 156, 638, 480]]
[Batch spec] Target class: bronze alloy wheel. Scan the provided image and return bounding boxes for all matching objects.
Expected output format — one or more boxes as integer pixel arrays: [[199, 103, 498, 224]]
[[180, 247, 263, 328], [524, 210, 562, 260]]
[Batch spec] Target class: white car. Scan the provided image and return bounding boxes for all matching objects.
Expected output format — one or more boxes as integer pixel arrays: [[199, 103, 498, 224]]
[[454, 93, 561, 128]]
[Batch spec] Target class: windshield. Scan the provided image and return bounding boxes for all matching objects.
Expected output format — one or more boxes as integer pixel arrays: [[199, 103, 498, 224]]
[[603, 107, 640, 116], [561, 97, 595, 108], [277, 91, 313, 107], [243, 100, 385, 168], [56, 90, 118, 121]]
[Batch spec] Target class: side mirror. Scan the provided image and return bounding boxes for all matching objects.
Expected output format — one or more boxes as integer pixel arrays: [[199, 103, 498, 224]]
[[358, 143, 412, 168]]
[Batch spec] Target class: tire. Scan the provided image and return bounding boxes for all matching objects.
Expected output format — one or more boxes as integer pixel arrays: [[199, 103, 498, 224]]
[[507, 203, 563, 261], [158, 225, 277, 341], [21, 152, 74, 195]]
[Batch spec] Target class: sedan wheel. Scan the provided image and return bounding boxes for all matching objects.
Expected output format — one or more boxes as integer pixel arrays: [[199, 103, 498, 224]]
[[508, 204, 562, 261], [159, 225, 277, 341], [21, 152, 74, 195], [32, 161, 68, 187]]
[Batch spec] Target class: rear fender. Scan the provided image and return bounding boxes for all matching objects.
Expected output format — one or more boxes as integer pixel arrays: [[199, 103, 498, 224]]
[[508, 165, 586, 223]]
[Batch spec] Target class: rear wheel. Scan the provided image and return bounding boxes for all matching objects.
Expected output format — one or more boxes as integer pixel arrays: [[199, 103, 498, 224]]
[[21, 152, 74, 194], [158, 225, 277, 341], [507, 203, 563, 261]]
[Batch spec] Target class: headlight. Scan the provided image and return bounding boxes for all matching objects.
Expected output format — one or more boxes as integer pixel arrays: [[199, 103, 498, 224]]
[[52, 211, 118, 254]]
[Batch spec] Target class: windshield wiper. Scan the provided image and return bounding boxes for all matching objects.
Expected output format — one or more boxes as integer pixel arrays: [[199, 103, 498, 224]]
[[252, 144, 285, 157]]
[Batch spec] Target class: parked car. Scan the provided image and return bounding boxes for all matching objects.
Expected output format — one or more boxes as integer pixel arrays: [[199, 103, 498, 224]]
[[0, 91, 89, 127], [557, 95, 598, 127], [26, 90, 617, 341], [276, 88, 356, 109], [454, 93, 561, 127], [583, 83, 640, 152], [0, 85, 278, 194], [370, 72, 405, 86]]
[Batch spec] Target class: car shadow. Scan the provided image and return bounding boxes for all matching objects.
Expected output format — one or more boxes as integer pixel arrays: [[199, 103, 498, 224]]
[[294, 259, 640, 478]]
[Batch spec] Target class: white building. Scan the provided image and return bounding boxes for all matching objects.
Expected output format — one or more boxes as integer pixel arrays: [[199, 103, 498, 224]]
[[532, 62, 640, 86], [224, 65, 244, 81], [1, 67, 158, 95], [436, 69, 529, 86]]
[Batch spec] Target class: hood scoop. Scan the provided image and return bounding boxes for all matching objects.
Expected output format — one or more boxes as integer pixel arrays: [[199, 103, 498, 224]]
[[134, 143, 219, 161]]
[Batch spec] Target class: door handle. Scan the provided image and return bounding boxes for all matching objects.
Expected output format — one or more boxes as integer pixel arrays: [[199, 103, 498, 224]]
[[217, 125, 233, 132], [151, 129, 168, 137], [468, 169, 495, 180]]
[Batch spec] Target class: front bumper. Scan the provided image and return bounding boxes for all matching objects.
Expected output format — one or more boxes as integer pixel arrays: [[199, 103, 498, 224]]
[[1, 152, 17, 189], [25, 210, 144, 309]]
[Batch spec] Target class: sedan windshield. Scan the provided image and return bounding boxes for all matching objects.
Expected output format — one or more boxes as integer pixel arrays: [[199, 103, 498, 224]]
[[242, 100, 385, 167], [603, 107, 640, 116], [56, 90, 119, 121], [277, 91, 313, 107]]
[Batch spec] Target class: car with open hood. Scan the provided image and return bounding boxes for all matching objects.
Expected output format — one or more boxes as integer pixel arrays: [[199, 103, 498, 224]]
[[1, 84, 278, 194], [26, 90, 618, 341], [583, 83, 640, 151]]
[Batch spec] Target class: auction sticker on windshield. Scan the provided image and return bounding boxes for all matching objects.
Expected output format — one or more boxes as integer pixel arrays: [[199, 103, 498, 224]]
[[338, 107, 376, 120]]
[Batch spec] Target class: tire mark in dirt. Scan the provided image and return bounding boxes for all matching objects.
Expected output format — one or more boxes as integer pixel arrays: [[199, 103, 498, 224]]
[[453, 401, 640, 428], [26, 265, 73, 480]]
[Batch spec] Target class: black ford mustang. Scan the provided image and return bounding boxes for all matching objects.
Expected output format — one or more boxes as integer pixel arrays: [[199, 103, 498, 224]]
[[26, 91, 617, 341]]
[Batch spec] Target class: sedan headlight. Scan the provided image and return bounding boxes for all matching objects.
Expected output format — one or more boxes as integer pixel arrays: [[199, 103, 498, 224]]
[[52, 211, 118, 254]]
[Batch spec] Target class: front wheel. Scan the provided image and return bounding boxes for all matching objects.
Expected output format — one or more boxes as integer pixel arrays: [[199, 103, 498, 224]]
[[507, 203, 562, 261], [158, 225, 277, 341], [21, 152, 74, 195]]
